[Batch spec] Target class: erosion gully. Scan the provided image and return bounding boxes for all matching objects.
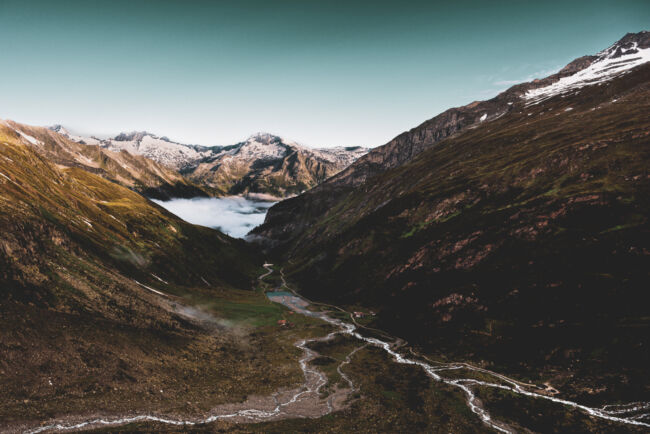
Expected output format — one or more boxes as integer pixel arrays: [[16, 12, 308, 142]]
[[20, 264, 650, 433]]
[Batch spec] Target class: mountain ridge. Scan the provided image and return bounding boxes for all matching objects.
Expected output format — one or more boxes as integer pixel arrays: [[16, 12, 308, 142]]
[[254, 30, 650, 245], [187, 133, 368, 197], [5, 120, 206, 200], [55, 127, 369, 198]]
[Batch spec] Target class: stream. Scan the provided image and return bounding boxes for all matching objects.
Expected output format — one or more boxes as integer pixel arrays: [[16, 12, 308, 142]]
[[22, 264, 650, 433]]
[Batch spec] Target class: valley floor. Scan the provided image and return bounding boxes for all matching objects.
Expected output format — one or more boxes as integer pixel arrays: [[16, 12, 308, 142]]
[[14, 266, 650, 434]]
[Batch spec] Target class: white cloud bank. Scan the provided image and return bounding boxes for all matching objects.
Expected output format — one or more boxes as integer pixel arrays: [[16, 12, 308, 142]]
[[152, 196, 276, 239]]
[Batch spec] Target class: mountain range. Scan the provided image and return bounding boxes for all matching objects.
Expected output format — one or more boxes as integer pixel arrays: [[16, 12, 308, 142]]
[[53, 127, 368, 198]]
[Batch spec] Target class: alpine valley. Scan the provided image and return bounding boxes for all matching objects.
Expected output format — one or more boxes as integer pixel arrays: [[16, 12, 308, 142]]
[[1, 26, 650, 434]]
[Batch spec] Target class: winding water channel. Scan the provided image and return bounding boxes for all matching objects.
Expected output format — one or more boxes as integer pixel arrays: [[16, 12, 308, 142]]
[[22, 264, 650, 433]]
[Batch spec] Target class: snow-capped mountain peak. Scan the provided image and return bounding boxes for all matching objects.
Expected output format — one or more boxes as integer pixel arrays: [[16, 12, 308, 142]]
[[247, 132, 284, 143], [49, 124, 70, 136], [48, 126, 369, 196], [220, 133, 367, 166], [226, 133, 291, 160], [598, 31, 649, 60], [49, 128, 212, 170], [525, 31, 650, 104], [113, 131, 151, 142]]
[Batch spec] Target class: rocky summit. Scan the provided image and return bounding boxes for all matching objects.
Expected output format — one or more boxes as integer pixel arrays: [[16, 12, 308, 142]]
[[186, 133, 368, 197]]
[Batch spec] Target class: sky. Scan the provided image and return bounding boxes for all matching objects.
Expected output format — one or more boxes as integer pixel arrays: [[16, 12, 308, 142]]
[[1, 0, 648, 148]]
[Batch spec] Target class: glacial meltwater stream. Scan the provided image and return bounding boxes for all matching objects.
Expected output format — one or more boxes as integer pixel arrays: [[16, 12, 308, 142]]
[[23, 264, 650, 433]]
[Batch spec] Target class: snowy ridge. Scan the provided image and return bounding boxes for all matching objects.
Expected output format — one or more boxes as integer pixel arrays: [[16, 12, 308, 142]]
[[219, 133, 368, 166], [184, 133, 369, 196], [3, 120, 44, 146], [525, 41, 650, 105], [215, 133, 290, 161], [314, 146, 368, 167], [51, 128, 212, 170], [102, 133, 211, 170], [53, 128, 368, 172], [50, 125, 101, 146]]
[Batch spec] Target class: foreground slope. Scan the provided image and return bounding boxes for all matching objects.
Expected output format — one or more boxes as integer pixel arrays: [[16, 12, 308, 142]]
[[254, 37, 650, 405], [0, 126, 323, 428]]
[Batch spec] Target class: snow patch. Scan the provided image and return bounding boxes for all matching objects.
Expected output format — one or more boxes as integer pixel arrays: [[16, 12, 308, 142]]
[[525, 44, 650, 105], [135, 280, 167, 297], [151, 274, 169, 284], [15, 129, 42, 146]]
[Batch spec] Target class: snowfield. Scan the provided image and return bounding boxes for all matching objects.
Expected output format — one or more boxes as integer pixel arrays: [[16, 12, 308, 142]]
[[525, 42, 650, 104]]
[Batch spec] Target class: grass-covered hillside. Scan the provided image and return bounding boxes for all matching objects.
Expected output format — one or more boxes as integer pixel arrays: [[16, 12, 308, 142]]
[[0, 127, 327, 429], [255, 63, 650, 406], [3, 120, 207, 200]]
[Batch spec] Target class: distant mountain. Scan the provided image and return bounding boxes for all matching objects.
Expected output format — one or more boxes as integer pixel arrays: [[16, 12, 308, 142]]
[[56, 128, 368, 198], [50, 127, 212, 171], [186, 133, 368, 197], [0, 120, 206, 200], [253, 32, 650, 403]]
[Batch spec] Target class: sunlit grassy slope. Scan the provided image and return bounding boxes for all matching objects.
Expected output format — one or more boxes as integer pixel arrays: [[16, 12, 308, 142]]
[[0, 128, 331, 427], [2, 120, 207, 199]]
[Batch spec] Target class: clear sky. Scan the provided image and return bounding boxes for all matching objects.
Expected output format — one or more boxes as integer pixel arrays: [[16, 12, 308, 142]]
[[1, 0, 648, 148]]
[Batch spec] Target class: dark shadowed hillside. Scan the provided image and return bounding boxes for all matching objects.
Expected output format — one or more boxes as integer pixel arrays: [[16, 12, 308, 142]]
[[253, 35, 650, 406]]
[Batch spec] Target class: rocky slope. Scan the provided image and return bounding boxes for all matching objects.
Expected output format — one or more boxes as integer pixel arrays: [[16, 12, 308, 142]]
[[255, 31, 650, 245], [253, 32, 650, 405], [186, 133, 368, 197], [326, 31, 650, 190], [56, 128, 368, 198], [0, 121, 207, 200], [50, 126, 213, 171]]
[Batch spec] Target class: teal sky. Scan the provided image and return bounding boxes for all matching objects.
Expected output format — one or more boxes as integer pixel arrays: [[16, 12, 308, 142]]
[[1, 0, 648, 148]]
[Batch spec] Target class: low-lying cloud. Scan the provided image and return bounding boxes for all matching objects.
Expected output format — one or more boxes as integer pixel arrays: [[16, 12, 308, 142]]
[[152, 196, 276, 238]]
